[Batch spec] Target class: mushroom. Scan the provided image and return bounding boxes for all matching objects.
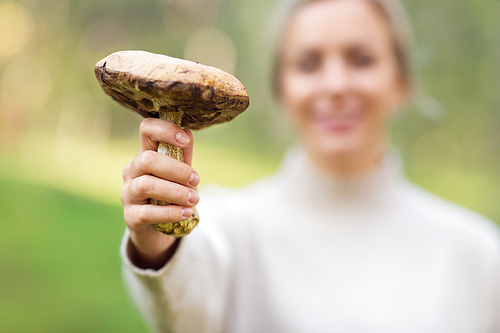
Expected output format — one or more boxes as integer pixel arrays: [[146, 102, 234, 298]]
[[94, 50, 249, 237]]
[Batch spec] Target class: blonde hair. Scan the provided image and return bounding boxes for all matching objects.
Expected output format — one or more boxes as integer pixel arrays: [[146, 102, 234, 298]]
[[269, 0, 415, 98]]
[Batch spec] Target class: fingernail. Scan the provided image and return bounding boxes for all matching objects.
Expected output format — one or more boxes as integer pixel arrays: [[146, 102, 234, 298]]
[[175, 132, 190, 146], [189, 172, 200, 186], [188, 191, 199, 205], [181, 207, 193, 218]]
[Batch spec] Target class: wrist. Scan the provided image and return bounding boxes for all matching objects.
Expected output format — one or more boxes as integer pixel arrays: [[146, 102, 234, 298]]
[[127, 231, 180, 270]]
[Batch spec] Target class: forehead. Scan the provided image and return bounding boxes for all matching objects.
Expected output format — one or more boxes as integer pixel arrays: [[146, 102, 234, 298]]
[[282, 0, 393, 52]]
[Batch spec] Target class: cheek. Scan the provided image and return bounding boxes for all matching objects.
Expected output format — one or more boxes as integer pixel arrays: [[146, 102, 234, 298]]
[[358, 65, 403, 110], [354, 72, 402, 130], [279, 73, 313, 121]]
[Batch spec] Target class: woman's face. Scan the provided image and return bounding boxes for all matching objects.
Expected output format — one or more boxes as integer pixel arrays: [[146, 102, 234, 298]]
[[279, 0, 408, 174]]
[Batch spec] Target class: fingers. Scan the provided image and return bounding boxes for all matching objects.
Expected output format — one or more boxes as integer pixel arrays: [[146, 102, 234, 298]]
[[139, 118, 192, 157], [123, 175, 200, 207], [123, 118, 199, 234], [125, 150, 199, 188], [124, 204, 194, 228]]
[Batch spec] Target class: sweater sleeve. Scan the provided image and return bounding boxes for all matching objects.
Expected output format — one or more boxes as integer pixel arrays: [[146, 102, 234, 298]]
[[120, 220, 233, 333], [495, 255, 500, 333]]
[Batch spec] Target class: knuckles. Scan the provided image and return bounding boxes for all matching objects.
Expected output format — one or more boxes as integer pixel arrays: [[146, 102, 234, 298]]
[[120, 184, 129, 205], [140, 117, 180, 142], [135, 204, 179, 224], [123, 207, 135, 227], [139, 117, 155, 134], [169, 183, 184, 202], [135, 150, 193, 185], [122, 163, 132, 181], [133, 175, 154, 197], [136, 205, 152, 224], [137, 150, 157, 171], [129, 174, 189, 205], [174, 161, 192, 184]]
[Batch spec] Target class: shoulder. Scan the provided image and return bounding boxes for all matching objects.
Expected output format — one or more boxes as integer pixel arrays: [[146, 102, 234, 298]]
[[398, 180, 500, 256]]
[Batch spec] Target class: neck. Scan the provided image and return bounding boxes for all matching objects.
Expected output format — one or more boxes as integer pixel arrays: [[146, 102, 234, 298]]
[[306, 144, 385, 178], [278, 144, 402, 212]]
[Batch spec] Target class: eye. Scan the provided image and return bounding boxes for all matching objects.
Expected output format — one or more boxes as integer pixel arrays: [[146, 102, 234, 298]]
[[348, 48, 375, 68], [352, 54, 374, 67], [296, 54, 320, 73]]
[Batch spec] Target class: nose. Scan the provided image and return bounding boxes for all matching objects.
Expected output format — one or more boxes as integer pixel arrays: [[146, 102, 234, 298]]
[[319, 57, 349, 97]]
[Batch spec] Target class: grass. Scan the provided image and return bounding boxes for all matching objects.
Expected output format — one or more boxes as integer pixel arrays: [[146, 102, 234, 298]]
[[0, 177, 148, 332]]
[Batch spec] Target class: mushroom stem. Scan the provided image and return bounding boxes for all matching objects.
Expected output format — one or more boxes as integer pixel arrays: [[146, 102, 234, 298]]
[[157, 111, 184, 160], [150, 110, 199, 237]]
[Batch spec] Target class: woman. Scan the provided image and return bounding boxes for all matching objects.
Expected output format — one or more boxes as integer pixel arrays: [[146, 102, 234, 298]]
[[120, 0, 500, 332]]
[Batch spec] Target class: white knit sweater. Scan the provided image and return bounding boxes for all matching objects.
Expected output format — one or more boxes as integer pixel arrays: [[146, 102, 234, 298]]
[[121, 147, 500, 333]]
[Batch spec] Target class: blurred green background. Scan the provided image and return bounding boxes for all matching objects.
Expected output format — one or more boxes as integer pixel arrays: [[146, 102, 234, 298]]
[[0, 0, 498, 331]]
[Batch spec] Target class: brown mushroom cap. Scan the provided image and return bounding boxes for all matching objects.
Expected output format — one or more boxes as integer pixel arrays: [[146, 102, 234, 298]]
[[94, 50, 249, 130]]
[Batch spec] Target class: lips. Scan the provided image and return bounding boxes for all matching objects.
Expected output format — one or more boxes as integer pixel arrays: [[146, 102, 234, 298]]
[[311, 105, 362, 133]]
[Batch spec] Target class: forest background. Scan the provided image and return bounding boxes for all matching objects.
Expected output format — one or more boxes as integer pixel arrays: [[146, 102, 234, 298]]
[[0, 0, 499, 331]]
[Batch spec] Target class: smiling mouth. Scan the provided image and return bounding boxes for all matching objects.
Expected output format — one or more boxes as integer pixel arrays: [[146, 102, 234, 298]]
[[311, 108, 362, 133]]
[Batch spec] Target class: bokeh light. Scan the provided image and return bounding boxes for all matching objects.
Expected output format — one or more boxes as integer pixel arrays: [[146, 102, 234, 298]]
[[0, 57, 52, 143], [0, 2, 35, 57], [184, 27, 237, 74], [0, 57, 53, 113]]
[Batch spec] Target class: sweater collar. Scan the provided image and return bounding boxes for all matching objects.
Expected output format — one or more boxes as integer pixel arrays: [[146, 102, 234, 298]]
[[277, 144, 404, 210]]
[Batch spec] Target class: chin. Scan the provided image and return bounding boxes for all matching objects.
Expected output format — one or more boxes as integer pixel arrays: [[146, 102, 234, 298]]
[[320, 140, 362, 159], [304, 132, 377, 170], [314, 127, 366, 151]]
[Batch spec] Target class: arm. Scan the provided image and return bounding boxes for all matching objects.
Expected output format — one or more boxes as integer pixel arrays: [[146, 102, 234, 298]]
[[120, 118, 232, 332], [121, 222, 232, 333]]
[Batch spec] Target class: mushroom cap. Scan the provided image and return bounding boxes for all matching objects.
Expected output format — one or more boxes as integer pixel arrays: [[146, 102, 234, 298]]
[[94, 50, 249, 130]]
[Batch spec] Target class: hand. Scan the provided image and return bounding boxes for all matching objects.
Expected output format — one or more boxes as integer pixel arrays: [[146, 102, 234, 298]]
[[121, 118, 200, 269]]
